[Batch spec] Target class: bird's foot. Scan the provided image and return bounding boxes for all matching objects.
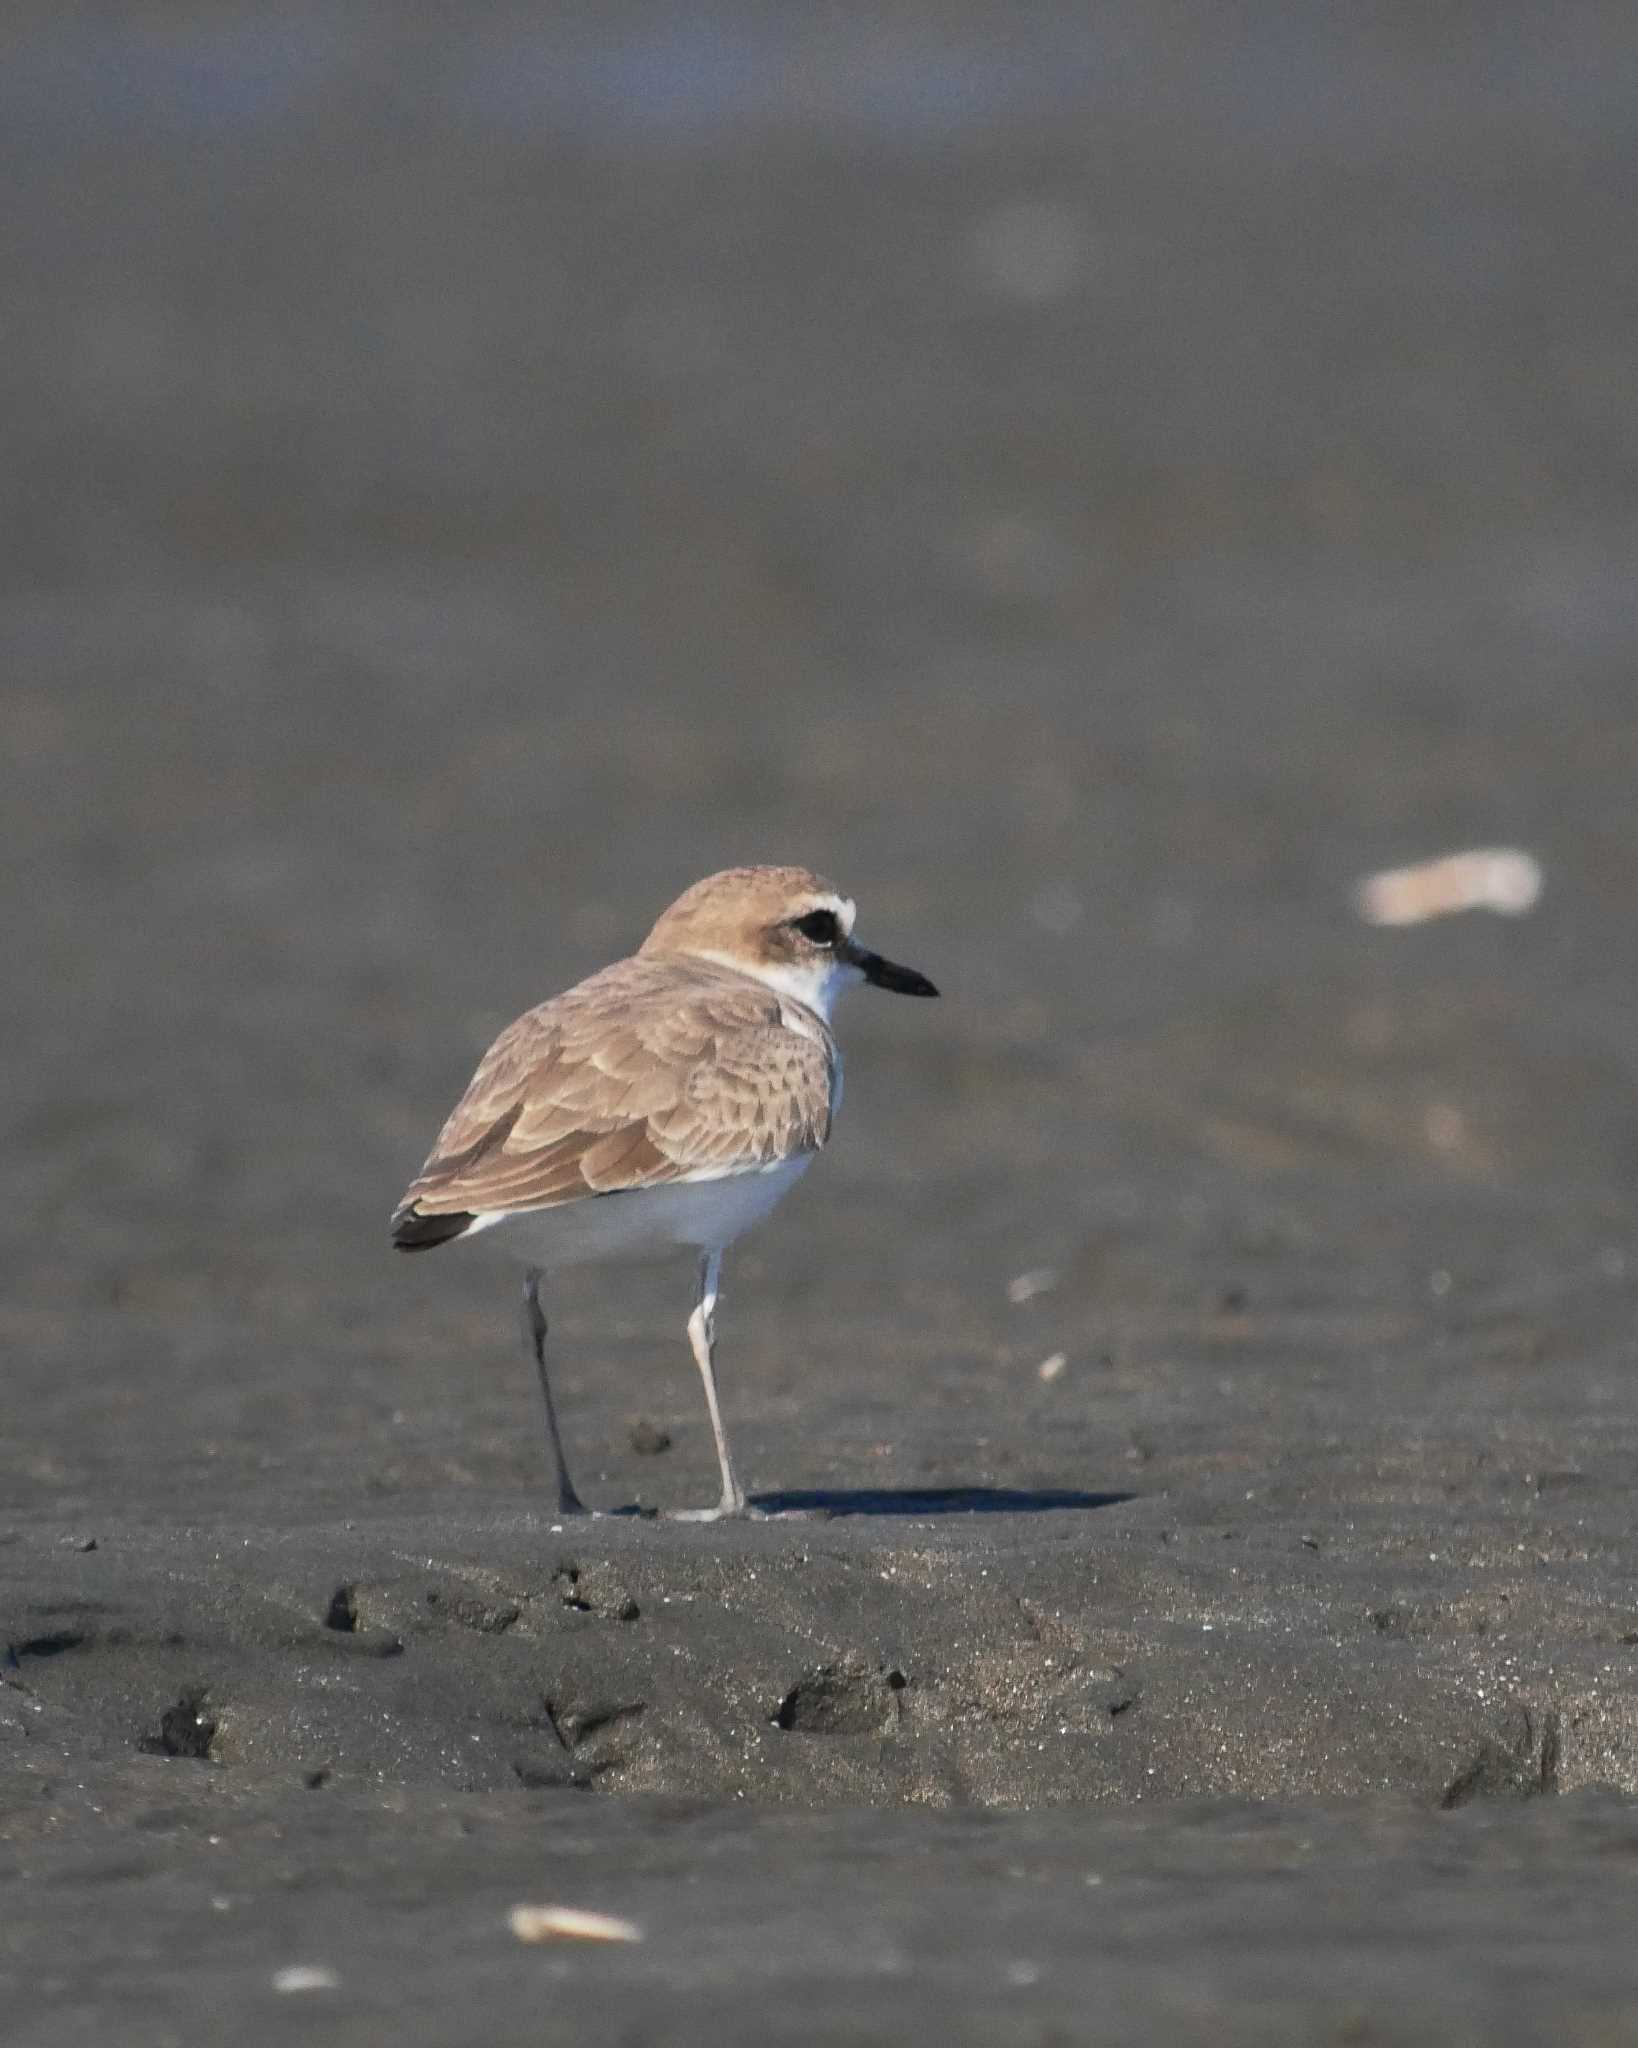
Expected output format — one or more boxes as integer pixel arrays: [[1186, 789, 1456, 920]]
[[667, 1502, 761, 1523], [666, 1498, 822, 1523]]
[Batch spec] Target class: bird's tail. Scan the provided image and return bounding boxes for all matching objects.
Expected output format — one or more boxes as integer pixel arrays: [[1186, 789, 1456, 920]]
[[390, 1201, 474, 1252]]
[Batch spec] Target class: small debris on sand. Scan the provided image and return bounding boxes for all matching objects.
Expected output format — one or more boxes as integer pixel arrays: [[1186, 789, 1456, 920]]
[[1007, 1268, 1059, 1304], [1038, 1353, 1067, 1383], [1354, 848, 1543, 926], [272, 1965, 340, 1993], [156, 1691, 216, 1759], [509, 1905, 643, 1945]]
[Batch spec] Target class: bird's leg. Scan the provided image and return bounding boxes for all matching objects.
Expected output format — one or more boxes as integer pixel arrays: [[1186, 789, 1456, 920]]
[[521, 1266, 589, 1516], [674, 1248, 752, 1520]]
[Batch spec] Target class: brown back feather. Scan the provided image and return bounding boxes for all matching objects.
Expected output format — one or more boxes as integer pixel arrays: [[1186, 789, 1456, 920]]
[[394, 955, 835, 1224]]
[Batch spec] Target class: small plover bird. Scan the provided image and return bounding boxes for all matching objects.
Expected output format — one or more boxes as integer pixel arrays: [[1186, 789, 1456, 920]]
[[392, 866, 937, 1519]]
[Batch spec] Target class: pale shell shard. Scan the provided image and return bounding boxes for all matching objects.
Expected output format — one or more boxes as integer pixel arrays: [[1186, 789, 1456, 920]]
[[272, 1965, 341, 1993], [1354, 848, 1543, 927], [508, 1904, 643, 1945]]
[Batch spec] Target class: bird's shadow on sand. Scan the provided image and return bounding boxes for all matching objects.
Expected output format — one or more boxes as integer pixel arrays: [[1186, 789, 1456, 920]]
[[751, 1486, 1134, 1519]]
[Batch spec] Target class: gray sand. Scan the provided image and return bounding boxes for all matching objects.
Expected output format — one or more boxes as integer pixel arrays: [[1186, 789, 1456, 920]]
[[6, 3, 1638, 2040]]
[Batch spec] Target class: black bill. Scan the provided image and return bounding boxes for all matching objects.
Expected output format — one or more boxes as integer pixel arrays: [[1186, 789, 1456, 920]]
[[852, 947, 939, 997]]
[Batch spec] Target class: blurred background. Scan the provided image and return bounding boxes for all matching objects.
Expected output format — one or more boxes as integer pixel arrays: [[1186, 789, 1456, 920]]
[[6, 1, 1638, 1517]]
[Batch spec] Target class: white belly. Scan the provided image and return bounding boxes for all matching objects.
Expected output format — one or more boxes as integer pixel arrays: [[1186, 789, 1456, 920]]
[[468, 1156, 813, 1270]]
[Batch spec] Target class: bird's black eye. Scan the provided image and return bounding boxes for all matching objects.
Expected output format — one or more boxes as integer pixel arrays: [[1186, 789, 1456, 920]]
[[792, 909, 840, 947]]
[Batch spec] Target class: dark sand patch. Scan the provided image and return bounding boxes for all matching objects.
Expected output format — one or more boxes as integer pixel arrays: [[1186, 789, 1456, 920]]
[[7, 0, 1638, 2038]]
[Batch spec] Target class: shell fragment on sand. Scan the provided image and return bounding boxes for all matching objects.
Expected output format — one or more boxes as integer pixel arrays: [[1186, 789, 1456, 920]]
[[1007, 1268, 1059, 1304], [1354, 849, 1543, 926], [272, 1965, 340, 1993], [508, 1905, 643, 1945]]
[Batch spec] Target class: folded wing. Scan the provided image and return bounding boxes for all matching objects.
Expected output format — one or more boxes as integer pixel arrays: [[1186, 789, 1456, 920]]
[[391, 959, 834, 1247]]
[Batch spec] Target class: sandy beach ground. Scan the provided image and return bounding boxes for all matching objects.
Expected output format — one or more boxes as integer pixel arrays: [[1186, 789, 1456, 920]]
[[6, 3, 1638, 2039]]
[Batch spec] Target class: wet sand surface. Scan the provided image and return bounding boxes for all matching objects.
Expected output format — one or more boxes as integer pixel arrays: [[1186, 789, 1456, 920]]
[[6, 2, 1638, 2039]]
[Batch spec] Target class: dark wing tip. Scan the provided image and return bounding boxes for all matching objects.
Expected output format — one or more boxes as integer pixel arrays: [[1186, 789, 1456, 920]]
[[390, 1202, 476, 1253]]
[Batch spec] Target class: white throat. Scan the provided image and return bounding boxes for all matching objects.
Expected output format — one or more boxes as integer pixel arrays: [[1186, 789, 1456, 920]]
[[693, 949, 860, 1023]]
